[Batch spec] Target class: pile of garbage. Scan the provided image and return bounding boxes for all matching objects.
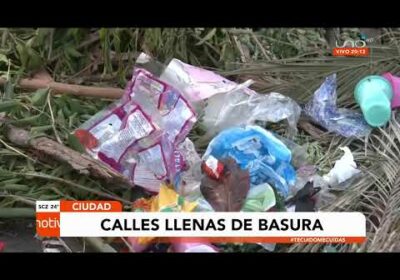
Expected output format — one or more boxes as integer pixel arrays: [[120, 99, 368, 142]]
[[73, 52, 400, 252]]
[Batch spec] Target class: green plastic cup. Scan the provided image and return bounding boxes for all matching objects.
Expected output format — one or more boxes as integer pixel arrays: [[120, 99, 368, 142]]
[[354, 75, 393, 127]]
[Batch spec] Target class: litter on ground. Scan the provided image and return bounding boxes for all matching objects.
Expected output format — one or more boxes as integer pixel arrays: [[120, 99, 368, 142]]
[[3, 28, 400, 253]]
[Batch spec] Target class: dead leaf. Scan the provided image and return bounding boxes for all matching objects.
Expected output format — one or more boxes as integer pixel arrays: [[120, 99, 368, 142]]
[[200, 157, 250, 212]]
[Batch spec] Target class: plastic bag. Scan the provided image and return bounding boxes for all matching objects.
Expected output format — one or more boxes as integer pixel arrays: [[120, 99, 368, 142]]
[[158, 57, 301, 139], [322, 146, 360, 187], [160, 58, 239, 102], [202, 84, 301, 139], [75, 67, 197, 192], [242, 183, 276, 212], [202, 125, 296, 198], [290, 165, 317, 197], [304, 74, 372, 138], [276, 135, 310, 169], [194, 198, 215, 212], [173, 138, 203, 200], [313, 175, 338, 210], [134, 52, 166, 77]]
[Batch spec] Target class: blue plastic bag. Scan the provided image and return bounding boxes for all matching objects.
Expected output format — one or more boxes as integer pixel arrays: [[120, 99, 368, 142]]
[[203, 125, 296, 198], [304, 74, 372, 138]]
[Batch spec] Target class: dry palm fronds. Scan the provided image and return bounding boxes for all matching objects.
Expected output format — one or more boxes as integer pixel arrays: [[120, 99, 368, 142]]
[[289, 113, 400, 252]]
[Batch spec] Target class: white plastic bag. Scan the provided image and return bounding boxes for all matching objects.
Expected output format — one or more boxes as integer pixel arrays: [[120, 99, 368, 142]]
[[323, 147, 360, 187]]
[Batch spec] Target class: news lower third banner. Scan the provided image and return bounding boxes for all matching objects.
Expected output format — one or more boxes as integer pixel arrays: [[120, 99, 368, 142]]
[[36, 200, 366, 244]]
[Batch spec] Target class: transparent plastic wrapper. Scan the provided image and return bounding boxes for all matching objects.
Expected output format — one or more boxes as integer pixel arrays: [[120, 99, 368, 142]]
[[160, 58, 239, 102], [276, 135, 309, 169], [175, 138, 203, 201], [242, 183, 276, 212], [290, 165, 317, 197], [75, 67, 197, 192], [194, 198, 215, 212], [159, 57, 243, 119], [313, 175, 338, 210], [195, 182, 276, 250], [134, 53, 166, 77], [202, 83, 301, 139], [202, 125, 296, 198], [304, 74, 372, 138], [158, 58, 301, 139]]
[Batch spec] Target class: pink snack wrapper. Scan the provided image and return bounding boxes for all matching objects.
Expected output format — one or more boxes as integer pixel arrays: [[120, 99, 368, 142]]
[[75, 67, 197, 193]]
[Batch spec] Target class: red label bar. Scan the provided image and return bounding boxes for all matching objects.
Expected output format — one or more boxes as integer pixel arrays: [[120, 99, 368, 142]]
[[333, 48, 369, 57], [60, 200, 122, 212]]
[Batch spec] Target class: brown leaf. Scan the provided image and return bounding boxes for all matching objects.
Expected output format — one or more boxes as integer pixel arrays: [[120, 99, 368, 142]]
[[200, 157, 250, 212]]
